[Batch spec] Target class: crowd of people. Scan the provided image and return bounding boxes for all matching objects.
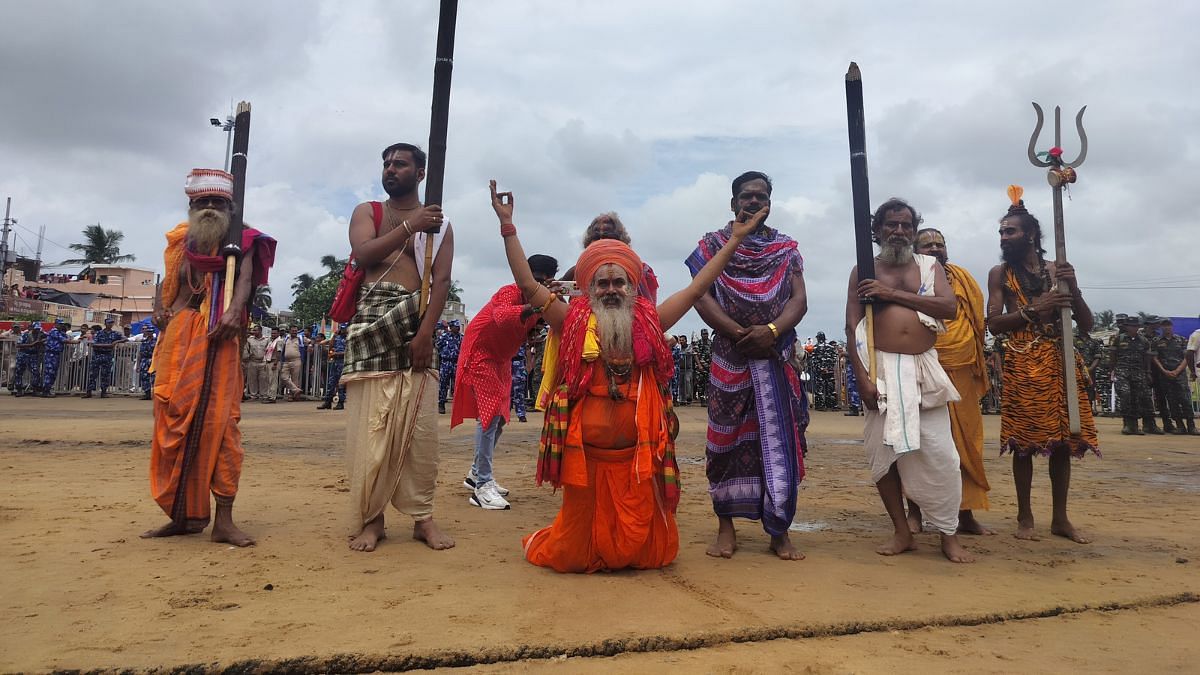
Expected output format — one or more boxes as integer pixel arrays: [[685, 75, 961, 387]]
[[10, 145, 1199, 575]]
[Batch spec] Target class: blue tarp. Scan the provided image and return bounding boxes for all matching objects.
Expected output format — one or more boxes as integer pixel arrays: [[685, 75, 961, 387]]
[[1170, 316, 1199, 339]]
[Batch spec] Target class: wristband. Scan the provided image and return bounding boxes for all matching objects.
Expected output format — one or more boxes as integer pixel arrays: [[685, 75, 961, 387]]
[[500, 223, 517, 237], [402, 220, 413, 236], [767, 322, 779, 338], [539, 293, 557, 314]]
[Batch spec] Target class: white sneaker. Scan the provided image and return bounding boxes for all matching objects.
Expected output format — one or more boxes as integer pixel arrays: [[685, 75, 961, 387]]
[[463, 470, 508, 496], [470, 480, 511, 510]]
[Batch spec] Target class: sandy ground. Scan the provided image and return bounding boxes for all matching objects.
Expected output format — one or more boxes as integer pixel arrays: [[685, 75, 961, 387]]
[[1, 395, 1197, 673]]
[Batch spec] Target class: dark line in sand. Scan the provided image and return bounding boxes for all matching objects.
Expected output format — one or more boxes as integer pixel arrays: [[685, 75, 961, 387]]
[[55, 591, 1199, 674]]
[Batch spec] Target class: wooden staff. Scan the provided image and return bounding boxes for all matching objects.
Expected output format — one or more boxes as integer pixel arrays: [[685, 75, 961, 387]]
[[420, 0, 458, 316], [222, 101, 252, 314], [845, 63, 877, 382]]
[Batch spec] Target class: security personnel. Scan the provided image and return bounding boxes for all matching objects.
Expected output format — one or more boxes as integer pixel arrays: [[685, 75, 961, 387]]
[[84, 317, 126, 398], [436, 319, 462, 414], [317, 323, 348, 410], [136, 324, 157, 400], [1151, 317, 1198, 435], [810, 331, 839, 411], [1107, 314, 1158, 435], [510, 344, 528, 423], [12, 322, 45, 396], [694, 328, 712, 405], [41, 319, 76, 397]]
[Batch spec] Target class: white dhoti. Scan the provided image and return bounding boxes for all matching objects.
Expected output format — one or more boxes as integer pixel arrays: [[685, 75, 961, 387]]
[[860, 345, 964, 535]]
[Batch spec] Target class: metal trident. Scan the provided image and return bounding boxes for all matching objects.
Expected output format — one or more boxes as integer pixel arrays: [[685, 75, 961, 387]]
[[1026, 102, 1088, 436]]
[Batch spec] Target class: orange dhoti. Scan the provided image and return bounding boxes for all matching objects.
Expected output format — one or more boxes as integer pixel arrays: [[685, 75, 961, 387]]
[[523, 366, 679, 573], [149, 308, 244, 528]]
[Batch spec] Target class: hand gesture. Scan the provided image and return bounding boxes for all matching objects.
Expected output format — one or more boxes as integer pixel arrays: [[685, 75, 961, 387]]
[[735, 325, 776, 358], [489, 180, 514, 224], [410, 204, 445, 234], [731, 207, 768, 240]]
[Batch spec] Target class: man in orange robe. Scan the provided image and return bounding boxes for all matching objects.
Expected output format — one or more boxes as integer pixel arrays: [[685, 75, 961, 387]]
[[141, 168, 276, 546], [486, 179, 761, 572], [911, 228, 993, 535]]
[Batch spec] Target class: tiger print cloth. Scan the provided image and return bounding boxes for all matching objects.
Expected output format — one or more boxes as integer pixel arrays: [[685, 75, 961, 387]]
[[998, 265, 1099, 457]]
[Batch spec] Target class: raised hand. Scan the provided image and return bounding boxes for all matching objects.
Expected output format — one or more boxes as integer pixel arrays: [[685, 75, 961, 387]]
[[731, 206, 768, 240], [489, 180, 514, 224]]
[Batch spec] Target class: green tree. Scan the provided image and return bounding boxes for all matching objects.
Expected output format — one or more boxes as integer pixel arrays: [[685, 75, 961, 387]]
[[253, 284, 272, 311], [291, 273, 315, 295], [319, 254, 347, 278], [62, 224, 135, 265], [1094, 309, 1114, 329], [289, 274, 339, 329], [448, 279, 463, 303]]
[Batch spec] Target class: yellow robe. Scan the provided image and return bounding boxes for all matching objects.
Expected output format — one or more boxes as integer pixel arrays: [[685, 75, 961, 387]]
[[934, 263, 990, 510]]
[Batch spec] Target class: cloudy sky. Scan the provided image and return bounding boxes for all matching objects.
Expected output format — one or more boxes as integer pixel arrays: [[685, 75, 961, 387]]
[[2, 1, 1197, 337]]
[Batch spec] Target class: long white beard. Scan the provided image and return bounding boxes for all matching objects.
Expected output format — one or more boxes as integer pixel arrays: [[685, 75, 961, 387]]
[[187, 208, 230, 254], [591, 293, 633, 360], [878, 239, 914, 266]]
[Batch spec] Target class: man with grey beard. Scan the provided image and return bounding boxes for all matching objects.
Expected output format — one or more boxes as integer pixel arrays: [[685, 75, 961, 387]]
[[142, 168, 276, 547], [845, 198, 974, 563]]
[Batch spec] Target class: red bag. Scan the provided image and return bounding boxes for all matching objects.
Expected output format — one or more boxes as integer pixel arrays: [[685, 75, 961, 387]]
[[328, 201, 383, 323]]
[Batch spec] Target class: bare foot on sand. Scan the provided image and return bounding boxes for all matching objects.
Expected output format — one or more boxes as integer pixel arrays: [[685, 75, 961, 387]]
[[349, 515, 385, 552], [139, 521, 204, 539], [1051, 519, 1092, 544], [1014, 517, 1040, 541], [940, 534, 975, 563], [705, 517, 737, 558], [211, 522, 256, 547], [876, 531, 916, 556], [769, 533, 805, 560], [957, 510, 996, 536], [413, 518, 455, 550]]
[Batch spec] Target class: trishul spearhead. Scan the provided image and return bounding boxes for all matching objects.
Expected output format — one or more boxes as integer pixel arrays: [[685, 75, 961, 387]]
[[1027, 103, 1087, 169]]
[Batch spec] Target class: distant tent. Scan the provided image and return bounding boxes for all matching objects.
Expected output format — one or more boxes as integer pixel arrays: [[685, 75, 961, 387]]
[[32, 288, 99, 308]]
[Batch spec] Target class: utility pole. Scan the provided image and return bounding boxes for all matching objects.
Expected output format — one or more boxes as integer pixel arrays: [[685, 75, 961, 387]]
[[1, 197, 15, 282]]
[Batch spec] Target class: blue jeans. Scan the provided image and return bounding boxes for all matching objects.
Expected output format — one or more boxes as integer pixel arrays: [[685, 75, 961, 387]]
[[472, 416, 505, 485]]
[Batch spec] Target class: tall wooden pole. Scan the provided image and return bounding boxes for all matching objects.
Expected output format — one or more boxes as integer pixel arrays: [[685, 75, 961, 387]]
[[222, 101, 251, 314], [420, 0, 458, 316], [845, 63, 876, 382]]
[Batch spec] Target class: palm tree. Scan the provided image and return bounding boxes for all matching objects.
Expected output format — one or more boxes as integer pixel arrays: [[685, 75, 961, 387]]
[[319, 254, 348, 278], [448, 279, 463, 303], [1094, 309, 1114, 329], [62, 224, 135, 265], [253, 284, 272, 312], [292, 273, 315, 295]]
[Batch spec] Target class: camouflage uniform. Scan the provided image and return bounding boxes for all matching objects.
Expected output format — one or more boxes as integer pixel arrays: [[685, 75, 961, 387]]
[[1108, 320, 1158, 434], [844, 358, 861, 414], [694, 335, 712, 404], [1152, 330, 1198, 434], [41, 325, 70, 396], [12, 329, 43, 395], [137, 332, 157, 397], [670, 342, 682, 402], [1075, 332, 1103, 409], [86, 327, 124, 396], [510, 345, 528, 421], [436, 327, 462, 411], [810, 338, 839, 410]]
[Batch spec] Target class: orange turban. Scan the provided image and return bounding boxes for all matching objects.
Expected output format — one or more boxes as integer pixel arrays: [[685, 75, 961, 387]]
[[574, 240, 643, 290]]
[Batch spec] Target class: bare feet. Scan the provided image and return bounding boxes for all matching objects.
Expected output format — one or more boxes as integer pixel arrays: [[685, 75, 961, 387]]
[[211, 521, 256, 547], [349, 514, 385, 552], [940, 533, 975, 563], [956, 510, 996, 536], [139, 521, 204, 539], [1014, 516, 1040, 541], [413, 518, 455, 550], [705, 517, 737, 558], [876, 530, 916, 556], [1050, 519, 1092, 544], [769, 533, 805, 560]]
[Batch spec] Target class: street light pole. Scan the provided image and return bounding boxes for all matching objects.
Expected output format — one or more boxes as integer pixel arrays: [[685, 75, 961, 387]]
[[209, 115, 236, 172]]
